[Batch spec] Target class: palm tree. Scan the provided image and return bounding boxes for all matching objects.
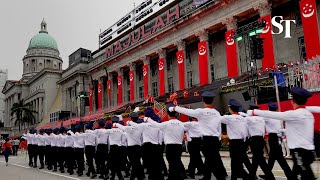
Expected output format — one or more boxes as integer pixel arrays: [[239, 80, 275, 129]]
[[10, 100, 37, 131]]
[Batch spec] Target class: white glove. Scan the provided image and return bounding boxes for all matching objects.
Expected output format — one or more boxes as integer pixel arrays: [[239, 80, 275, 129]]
[[239, 112, 248, 117], [143, 117, 149, 122], [112, 123, 117, 127], [168, 107, 175, 112], [247, 110, 254, 116], [126, 121, 131, 126]]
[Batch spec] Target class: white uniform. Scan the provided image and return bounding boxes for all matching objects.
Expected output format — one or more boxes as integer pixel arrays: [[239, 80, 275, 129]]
[[146, 118, 185, 145], [121, 132, 128, 147], [245, 116, 265, 137], [115, 123, 143, 146], [264, 118, 282, 134], [108, 128, 123, 146], [37, 134, 47, 147], [56, 134, 66, 147], [50, 134, 59, 147], [183, 121, 203, 142], [128, 121, 161, 145], [73, 132, 85, 148], [250, 108, 314, 150], [84, 130, 97, 146], [65, 132, 74, 148], [94, 128, 109, 145], [174, 106, 221, 137], [221, 114, 248, 139]]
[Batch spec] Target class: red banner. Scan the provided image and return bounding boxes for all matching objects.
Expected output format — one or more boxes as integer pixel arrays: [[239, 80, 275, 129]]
[[129, 70, 135, 101], [225, 29, 239, 78], [117, 76, 123, 105], [107, 80, 111, 106], [97, 83, 102, 110], [300, 0, 320, 59], [260, 15, 275, 69], [198, 41, 209, 84], [176, 50, 185, 90], [158, 58, 165, 96], [89, 86, 93, 112], [143, 65, 149, 98]]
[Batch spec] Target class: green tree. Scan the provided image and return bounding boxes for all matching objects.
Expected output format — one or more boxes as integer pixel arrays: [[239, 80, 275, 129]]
[[10, 100, 37, 131]]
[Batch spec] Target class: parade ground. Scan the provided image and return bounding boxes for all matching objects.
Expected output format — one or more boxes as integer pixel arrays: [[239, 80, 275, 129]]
[[1, 152, 319, 180]]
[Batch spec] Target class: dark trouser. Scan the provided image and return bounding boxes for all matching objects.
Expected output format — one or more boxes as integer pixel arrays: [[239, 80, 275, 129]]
[[229, 139, 250, 180], [85, 145, 96, 175], [38, 146, 45, 167], [268, 133, 293, 179], [65, 147, 75, 174], [33, 145, 38, 166], [127, 145, 144, 180], [119, 146, 130, 175], [75, 148, 84, 174], [291, 148, 316, 180], [110, 145, 124, 179], [45, 145, 52, 168], [187, 137, 204, 176], [96, 144, 108, 176], [250, 136, 275, 180], [159, 144, 168, 175], [4, 149, 10, 163], [143, 143, 164, 180], [51, 146, 58, 170], [314, 132, 320, 158], [57, 147, 65, 172], [166, 144, 185, 180], [28, 144, 33, 166], [201, 136, 227, 180]]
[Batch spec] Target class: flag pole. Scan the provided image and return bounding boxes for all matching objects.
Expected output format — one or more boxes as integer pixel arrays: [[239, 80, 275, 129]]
[[274, 74, 284, 129]]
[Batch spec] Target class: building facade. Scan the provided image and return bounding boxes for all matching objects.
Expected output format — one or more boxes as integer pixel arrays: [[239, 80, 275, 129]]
[[0, 69, 8, 125], [84, 0, 320, 113], [2, 20, 63, 132]]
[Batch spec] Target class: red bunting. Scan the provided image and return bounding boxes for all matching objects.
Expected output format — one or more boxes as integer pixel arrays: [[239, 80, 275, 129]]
[[198, 41, 209, 84], [143, 64, 149, 99], [225, 29, 239, 78], [158, 58, 165, 96], [89, 86, 93, 112], [97, 83, 102, 110], [129, 70, 135, 101], [107, 80, 111, 106], [260, 15, 276, 69], [117, 76, 123, 105], [176, 50, 185, 90]]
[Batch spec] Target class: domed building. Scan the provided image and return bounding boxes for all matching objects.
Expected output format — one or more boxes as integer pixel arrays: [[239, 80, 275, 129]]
[[2, 20, 63, 132]]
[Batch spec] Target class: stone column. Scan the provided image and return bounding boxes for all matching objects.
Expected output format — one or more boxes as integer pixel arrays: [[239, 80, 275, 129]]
[[175, 40, 186, 90], [196, 29, 211, 84], [5, 99, 8, 127], [157, 48, 167, 94], [35, 99, 39, 123], [107, 72, 113, 108], [254, 1, 272, 17], [39, 98, 43, 122]]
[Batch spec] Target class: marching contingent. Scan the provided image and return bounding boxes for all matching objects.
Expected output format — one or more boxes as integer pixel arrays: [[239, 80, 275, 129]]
[[20, 87, 318, 180]]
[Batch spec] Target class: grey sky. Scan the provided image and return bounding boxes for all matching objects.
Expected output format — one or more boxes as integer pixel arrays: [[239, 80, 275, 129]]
[[0, 0, 145, 80]]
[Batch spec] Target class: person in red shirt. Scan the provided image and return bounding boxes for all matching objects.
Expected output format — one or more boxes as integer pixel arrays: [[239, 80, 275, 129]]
[[2, 138, 12, 166]]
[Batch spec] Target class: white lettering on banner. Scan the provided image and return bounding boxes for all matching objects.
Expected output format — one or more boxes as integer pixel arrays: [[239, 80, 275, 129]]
[[271, 16, 296, 38]]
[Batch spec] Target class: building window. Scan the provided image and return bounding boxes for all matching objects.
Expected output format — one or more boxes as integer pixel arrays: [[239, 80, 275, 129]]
[[167, 54, 174, 71], [187, 71, 193, 88], [209, 43, 213, 57], [168, 77, 174, 93], [139, 86, 144, 99], [298, 36, 306, 62], [127, 90, 130, 101], [151, 60, 158, 77], [152, 82, 158, 97], [210, 64, 215, 82], [137, 65, 143, 81], [186, 46, 192, 64]]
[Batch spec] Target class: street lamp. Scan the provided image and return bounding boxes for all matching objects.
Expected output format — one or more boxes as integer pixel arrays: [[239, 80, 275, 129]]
[[77, 91, 89, 123]]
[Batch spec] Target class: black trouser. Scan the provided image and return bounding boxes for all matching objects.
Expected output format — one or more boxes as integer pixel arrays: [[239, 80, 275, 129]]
[[38, 146, 46, 167], [45, 145, 52, 169], [268, 133, 293, 179], [75, 148, 84, 174], [250, 136, 275, 180], [166, 144, 185, 180], [28, 144, 33, 166], [201, 136, 227, 180], [65, 147, 75, 174], [51, 146, 58, 170], [119, 146, 130, 175], [187, 137, 204, 176], [291, 148, 316, 180], [314, 132, 320, 158], [85, 145, 96, 175], [127, 145, 144, 180], [33, 145, 38, 166], [57, 147, 65, 172], [96, 144, 108, 176], [159, 143, 168, 175], [110, 145, 124, 179], [229, 139, 250, 180], [143, 143, 164, 180]]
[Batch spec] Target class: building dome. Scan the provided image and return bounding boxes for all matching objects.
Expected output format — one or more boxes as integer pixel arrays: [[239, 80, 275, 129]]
[[27, 20, 58, 51]]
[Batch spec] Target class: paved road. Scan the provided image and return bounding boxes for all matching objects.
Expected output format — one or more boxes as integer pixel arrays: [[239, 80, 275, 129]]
[[1, 152, 319, 180]]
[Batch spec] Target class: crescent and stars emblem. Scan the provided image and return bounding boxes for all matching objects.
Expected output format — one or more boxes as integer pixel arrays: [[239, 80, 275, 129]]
[[302, 3, 315, 18], [118, 78, 122, 86], [177, 54, 184, 64], [226, 34, 235, 46], [159, 61, 164, 71], [107, 82, 111, 89], [143, 67, 147, 76], [262, 21, 270, 34], [129, 72, 134, 81], [198, 45, 207, 56]]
